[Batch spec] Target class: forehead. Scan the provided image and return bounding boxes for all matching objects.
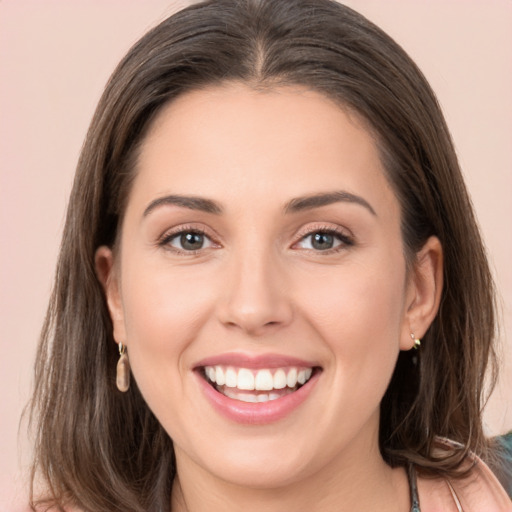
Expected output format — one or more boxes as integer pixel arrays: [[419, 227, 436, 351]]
[[129, 83, 397, 217]]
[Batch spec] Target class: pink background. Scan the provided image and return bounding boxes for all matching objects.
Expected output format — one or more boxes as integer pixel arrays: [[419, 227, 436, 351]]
[[1, 1, 511, 508]]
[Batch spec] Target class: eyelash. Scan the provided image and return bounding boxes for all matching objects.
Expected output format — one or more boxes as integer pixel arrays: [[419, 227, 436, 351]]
[[157, 225, 217, 255], [157, 224, 354, 255], [293, 225, 354, 254]]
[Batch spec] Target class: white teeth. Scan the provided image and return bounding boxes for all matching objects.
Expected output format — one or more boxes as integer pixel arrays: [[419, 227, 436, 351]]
[[225, 367, 237, 388], [204, 365, 315, 392], [215, 366, 225, 386], [254, 369, 274, 391], [237, 368, 255, 390], [273, 369, 287, 389], [286, 367, 298, 387], [216, 386, 299, 403], [222, 388, 289, 403], [223, 388, 258, 402]]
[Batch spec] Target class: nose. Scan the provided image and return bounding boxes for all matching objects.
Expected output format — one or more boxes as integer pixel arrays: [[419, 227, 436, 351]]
[[217, 247, 294, 336]]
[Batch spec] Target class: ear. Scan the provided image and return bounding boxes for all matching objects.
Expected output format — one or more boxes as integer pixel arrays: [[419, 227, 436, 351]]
[[400, 236, 443, 350], [95, 246, 127, 345]]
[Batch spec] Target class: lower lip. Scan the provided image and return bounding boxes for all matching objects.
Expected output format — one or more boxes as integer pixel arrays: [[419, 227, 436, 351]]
[[196, 370, 320, 425]]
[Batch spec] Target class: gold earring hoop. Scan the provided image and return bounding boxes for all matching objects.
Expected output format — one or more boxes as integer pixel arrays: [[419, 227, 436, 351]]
[[410, 333, 421, 350], [116, 343, 130, 392]]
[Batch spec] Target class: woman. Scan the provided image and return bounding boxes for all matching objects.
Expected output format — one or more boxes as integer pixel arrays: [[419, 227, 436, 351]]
[[28, 0, 511, 510]]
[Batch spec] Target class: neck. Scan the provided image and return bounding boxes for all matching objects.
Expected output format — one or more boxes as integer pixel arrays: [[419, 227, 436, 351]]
[[170, 434, 409, 512]]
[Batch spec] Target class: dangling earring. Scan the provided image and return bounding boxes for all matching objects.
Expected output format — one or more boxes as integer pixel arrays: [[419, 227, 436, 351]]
[[116, 343, 130, 392], [410, 333, 421, 350]]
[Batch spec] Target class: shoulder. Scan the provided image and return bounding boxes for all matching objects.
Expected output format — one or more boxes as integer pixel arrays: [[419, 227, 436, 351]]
[[417, 455, 511, 512], [448, 456, 511, 512]]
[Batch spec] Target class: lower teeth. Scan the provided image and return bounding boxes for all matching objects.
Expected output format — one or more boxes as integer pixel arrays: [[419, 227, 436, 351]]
[[217, 385, 297, 403]]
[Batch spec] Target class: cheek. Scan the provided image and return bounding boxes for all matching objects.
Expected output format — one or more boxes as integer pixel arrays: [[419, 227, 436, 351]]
[[118, 258, 218, 409], [121, 252, 218, 337], [301, 260, 405, 340], [296, 257, 406, 390]]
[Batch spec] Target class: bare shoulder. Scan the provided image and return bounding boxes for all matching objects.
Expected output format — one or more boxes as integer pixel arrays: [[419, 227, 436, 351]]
[[417, 458, 511, 512], [449, 457, 512, 512]]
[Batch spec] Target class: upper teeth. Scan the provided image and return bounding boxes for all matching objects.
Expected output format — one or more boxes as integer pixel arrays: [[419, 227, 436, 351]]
[[205, 366, 313, 391]]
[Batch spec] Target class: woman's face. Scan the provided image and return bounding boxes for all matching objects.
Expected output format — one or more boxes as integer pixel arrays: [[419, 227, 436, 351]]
[[98, 84, 439, 488]]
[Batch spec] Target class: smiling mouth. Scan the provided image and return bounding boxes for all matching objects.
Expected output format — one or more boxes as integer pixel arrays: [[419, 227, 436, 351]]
[[201, 365, 319, 403]]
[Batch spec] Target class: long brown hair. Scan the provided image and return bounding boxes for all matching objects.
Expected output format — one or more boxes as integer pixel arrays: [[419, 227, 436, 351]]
[[29, 1, 498, 510]]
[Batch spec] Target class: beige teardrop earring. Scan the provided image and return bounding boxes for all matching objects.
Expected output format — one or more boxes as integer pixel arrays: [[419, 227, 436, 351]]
[[116, 343, 130, 392]]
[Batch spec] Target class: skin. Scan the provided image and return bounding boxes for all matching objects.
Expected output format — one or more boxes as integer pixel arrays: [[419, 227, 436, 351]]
[[96, 84, 443, 512]]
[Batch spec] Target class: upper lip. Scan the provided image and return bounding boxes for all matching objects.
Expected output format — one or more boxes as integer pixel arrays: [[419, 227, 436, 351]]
[[193, 352, 320, 370]]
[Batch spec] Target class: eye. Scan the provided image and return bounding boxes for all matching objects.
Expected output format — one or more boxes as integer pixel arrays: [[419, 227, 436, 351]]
[[295, 229, 352, 252], [161, 229, 215, 252]]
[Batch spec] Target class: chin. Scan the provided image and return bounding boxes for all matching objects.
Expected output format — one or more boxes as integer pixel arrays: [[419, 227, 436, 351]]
[[202, 449, 317, 490]]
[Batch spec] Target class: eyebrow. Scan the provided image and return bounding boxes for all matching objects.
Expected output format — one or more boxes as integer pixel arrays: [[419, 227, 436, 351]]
[[143, 190, 376, 218], [143, 195, 223, 217], [284, 191, 377, 216]]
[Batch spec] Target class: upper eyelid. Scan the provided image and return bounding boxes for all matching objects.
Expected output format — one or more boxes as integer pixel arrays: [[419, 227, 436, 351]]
[[158, 224, 216, 243], [294, 222, 353, 239]]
